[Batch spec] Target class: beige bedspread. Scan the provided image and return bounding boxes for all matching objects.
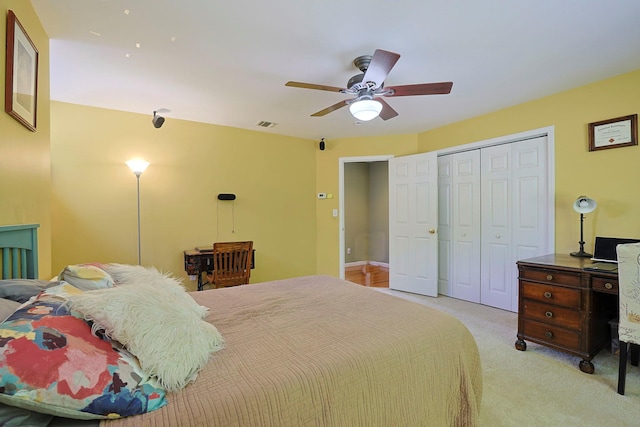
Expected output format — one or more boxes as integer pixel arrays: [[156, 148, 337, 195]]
[[102, 275, 482, 426]]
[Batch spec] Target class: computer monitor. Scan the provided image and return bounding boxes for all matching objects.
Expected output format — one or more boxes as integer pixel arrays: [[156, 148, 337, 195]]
[[591, 237, 640, 263]]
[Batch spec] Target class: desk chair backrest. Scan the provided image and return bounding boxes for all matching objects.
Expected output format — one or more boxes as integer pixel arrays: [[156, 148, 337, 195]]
[[211, 241, 253, 288], [615, 242, 640, 394]]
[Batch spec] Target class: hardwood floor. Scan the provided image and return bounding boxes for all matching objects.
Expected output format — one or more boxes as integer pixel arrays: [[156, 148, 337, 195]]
[[345, 264, 389, 288]]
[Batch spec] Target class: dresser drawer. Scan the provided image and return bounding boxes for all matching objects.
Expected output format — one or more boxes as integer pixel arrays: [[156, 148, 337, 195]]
[[592, 276, 618, 294], [521, 319, 581, 350], [520, 268, 582, 288], [522, 300, 582, 331], [521, 282, 582, 309]]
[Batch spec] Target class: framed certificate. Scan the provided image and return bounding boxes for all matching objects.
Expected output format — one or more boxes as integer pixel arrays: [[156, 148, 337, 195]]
[[588, 114, 637, 152]]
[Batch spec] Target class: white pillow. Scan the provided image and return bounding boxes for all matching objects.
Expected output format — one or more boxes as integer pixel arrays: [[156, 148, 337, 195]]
[[102, 263, 208, 318], [68, 282, 224, 392]]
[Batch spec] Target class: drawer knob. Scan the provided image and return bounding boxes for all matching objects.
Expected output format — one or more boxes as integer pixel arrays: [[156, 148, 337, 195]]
[[545, 331, 553, 339], [605, 282, 613, 290], [544, 291, 552, 299], [546, 274, 553, 281], [545, 311, 553, 318]]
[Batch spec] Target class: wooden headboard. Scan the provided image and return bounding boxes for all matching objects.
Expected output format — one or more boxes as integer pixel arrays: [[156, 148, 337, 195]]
[[0, 224, 39, 279]]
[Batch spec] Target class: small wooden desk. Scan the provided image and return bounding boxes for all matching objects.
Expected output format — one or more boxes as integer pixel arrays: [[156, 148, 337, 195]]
[[515, 254, 618, 373], [184, 246, 255, 291]]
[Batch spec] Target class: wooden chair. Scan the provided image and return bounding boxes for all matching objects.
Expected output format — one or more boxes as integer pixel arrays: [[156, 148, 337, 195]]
[[616, 242, 640, 395], [210, 241, 253, 289]]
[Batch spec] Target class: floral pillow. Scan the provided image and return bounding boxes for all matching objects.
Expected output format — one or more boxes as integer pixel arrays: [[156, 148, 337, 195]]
[[0, 283, 167, 420]]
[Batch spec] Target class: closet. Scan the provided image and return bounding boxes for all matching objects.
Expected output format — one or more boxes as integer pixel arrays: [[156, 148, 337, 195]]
[[437, 136, 551, 312]]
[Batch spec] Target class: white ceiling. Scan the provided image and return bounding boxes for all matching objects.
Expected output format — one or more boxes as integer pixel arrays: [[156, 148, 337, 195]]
[[30, 0, 640, 141]]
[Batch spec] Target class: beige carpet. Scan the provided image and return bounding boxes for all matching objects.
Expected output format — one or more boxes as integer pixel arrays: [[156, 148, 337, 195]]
[[375, 288, 640, 426]]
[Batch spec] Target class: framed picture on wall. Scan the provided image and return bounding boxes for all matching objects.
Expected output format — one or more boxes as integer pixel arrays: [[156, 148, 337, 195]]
[[588, 114, 638, 152], [5, 10, 39, 132]]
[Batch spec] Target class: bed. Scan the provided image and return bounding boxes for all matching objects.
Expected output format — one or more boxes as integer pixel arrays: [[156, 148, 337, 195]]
[[0, 224, 482, 426]]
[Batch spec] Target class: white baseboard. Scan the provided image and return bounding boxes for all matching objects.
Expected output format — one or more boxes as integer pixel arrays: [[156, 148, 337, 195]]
[[345, 261, 389, 269]]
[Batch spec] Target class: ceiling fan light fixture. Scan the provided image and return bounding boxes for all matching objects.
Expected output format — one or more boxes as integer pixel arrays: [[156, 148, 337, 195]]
[[349, 99, 382, 121]]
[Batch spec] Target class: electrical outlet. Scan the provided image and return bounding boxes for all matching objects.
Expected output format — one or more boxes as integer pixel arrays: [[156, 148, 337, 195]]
[[347, 248, 351, 255], [317, 193, 327, 199]]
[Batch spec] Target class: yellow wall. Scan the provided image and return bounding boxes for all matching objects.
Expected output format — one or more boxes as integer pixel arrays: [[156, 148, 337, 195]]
[[0, 1, 51, 277], [314, 134, 418, 274], [417, 69, 640, 256], [50, 102, 317, 290]]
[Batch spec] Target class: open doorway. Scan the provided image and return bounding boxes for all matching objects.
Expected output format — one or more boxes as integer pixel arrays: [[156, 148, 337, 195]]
[[339, 155, 393, 287]]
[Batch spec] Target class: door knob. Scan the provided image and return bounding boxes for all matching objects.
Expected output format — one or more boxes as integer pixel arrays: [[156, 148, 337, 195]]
[[429, 228, 436, 234]]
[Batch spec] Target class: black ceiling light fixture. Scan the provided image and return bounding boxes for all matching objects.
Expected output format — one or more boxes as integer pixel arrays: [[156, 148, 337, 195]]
[[152, 110, 165, 128]]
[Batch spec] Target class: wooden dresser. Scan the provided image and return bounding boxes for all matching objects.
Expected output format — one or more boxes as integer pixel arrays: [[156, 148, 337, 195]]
[[515, 254, 617, 373]]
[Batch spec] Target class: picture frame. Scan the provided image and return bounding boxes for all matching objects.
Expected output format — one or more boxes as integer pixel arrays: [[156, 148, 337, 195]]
[[5, 10, 39, 132], [588, 114, 637, 152]]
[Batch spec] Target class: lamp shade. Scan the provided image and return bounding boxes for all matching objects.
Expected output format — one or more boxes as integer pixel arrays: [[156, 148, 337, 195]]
[[572, 196, 596, 214], [349, 99, 382, 121], [126, 159, 150, 175]]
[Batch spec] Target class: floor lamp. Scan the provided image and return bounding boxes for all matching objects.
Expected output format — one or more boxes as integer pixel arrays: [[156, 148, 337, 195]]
[[570, 195, 597, 257], [126, 159, 150, 265]]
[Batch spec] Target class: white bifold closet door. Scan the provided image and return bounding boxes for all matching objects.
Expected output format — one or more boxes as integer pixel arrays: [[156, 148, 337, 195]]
[[438, 136, 549, 312], [438, 150, 481, 303], [480, 137, 549, 311]]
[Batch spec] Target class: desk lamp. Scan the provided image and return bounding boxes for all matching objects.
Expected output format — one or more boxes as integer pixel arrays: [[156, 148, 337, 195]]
[[570, 195, 596, 257]]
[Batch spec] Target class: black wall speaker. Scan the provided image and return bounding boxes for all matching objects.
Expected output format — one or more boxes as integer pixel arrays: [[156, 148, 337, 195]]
[[319, 138, 325, 151], [218, 193, 236, 200]]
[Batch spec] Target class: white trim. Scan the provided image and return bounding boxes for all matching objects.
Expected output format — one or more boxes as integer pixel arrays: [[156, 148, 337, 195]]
[[436, 125, 554, 156], [339, 155, 394, 279], [345, 261, 369, 268], [345, 261, 390, 269]]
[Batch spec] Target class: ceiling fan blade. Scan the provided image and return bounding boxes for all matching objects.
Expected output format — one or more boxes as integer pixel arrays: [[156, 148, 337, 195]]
[[285, 81, 345, 92], [385, 82, 453, 97], [311, 99, 349, 117], [377, 98, 398, 121], [362, 49, 400, 89]]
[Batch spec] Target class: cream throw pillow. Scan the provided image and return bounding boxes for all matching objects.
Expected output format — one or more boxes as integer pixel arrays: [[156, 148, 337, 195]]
[[68, 282, 224, 392], [101, 263, 208, 318]]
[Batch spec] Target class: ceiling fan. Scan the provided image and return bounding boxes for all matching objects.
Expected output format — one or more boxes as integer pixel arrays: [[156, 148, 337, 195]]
[[286, 49, 453, 122]]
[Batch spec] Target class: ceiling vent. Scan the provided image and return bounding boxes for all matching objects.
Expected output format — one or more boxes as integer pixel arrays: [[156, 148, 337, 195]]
[[256, 120, 277, 128]]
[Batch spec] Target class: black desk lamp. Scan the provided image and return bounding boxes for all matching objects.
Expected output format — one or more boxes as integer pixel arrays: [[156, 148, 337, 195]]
[[570, 195, 597, 257]]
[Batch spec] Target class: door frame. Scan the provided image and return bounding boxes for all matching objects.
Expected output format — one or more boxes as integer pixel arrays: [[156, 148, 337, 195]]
[[339, 155, 394, 279]]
